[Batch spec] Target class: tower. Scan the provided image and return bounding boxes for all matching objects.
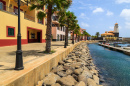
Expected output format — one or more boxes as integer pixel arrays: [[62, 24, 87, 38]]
[[113, 23, 119, 37]]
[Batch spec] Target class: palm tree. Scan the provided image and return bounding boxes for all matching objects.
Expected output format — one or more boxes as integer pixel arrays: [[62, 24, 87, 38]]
[[30, 0, 72, 53], [96, 32, 100, 38], [74, 24, 80, 42]]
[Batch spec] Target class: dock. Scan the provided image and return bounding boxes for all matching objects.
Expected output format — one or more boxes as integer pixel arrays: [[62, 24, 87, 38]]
[[98, 43, 130, 56]]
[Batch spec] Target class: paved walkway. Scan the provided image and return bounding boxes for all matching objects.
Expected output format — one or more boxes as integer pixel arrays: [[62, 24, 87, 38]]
[[0, 41, 71, 73]]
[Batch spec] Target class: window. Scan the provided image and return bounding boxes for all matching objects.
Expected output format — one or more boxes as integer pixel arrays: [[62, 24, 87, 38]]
[[38, 19, 44, 24], [0, 0, 6, 10], [14, 6, 23, 15], [0, 2, 3, 10], [7, 26, 15, 37]]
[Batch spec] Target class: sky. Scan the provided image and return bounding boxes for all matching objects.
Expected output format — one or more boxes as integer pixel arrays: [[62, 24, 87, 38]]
[[68, 0, 130, 37]]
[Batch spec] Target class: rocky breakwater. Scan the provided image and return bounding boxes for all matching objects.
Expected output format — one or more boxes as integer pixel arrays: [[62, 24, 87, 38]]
[[37, 43, 102, 86]]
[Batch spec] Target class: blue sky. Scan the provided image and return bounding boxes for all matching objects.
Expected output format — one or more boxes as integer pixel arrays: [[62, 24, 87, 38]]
[[68, 0, 130, 37]]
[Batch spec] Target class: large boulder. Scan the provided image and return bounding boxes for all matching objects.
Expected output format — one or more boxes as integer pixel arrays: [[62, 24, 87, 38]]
[[93, 75, 99, 84], [75, 81, 86, 86], [51, 65, 64, 73], [74, 68, 83, 75], [87, 78, 98, 86], [57, 71, 67, 77], [78, 75, 88, 85], [56, 75, 77, 86], [43, 73, 60, 85]]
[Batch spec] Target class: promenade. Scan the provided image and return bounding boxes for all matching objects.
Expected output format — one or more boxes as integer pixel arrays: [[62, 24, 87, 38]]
[[0, 41, 73, 85]]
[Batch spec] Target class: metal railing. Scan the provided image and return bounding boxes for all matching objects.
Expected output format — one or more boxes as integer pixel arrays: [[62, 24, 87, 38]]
[[0, 4, 17, 15], [24, 13, 35, 22], [0, 4, 35, 22]]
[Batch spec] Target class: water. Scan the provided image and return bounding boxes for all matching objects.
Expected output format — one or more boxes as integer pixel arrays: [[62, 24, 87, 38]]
[[118, 44, 130, 47], [87, 43, 130, 86]]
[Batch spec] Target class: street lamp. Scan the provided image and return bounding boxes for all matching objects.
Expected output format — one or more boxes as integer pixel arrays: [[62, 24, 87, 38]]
[[14, 0, 30, 70]]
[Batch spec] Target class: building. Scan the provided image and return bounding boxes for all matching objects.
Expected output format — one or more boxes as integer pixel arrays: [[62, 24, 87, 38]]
[[101, 23, 119, 37], [0, 0, 46, 47], [51, 12, 66, 41], [71, 28, 86, 40]]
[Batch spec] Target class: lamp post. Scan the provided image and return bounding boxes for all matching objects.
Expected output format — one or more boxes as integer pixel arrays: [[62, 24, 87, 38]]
[[15, 0, 30, 70], [15, 0, 23, 70]]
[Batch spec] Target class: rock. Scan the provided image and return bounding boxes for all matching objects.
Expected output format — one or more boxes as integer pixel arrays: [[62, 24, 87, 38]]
[[56, 75, 77, 86], [78, 75, 88, 84], [51, 83, 61, 86], [72, 74, 78, 81], [75, 81, 86, 86], [81, 70, 92, 79], [75, 66, 80, 69], [43, 73, 60, 85], [51, 65, 64, 73], [87, 78, 98, 86], [75, 52, 81, 56], [93, 75, 99, 84], [76, 58, 83, 62], [74, 68, 83, 75], [58, 61, 65, 65], [57, 71, 67, 77], [66, 69, 73, 75], [71, 62, 82, 68], [65, 59, 73, 63]]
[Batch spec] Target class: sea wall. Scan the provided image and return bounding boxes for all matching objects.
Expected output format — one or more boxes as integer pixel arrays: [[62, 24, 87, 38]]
[[37, 43, 102, 86]]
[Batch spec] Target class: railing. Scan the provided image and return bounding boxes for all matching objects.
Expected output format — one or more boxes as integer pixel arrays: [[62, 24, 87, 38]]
[[0, 4, 35, 22], [24, 13, 35, 22], [0, 4, 17, 15]]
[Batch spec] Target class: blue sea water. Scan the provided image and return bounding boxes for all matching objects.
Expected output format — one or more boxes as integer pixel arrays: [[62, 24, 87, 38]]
[[87, 43, 130, 86]]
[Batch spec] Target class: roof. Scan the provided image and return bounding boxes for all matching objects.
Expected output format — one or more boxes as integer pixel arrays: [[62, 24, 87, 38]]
[[115, 23, 118, 25], [108, 31, 114, 33], [101, 33, 114, 35]]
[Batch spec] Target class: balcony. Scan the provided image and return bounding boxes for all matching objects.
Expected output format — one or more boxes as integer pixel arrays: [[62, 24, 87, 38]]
[[24, 13, 35, 22], [0, 4, 35, 22]]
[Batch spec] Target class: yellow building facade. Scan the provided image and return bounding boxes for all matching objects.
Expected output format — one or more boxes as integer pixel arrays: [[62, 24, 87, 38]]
[[0, 0, 46, 47]]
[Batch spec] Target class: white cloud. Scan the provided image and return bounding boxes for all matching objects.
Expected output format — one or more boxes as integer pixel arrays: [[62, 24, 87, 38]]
[[93, 7, 104, 13], [106, 11, 114, 16], [116, 0, 130, 4], [120, 9, 130, 21], [81, 22, 89, 28], [79, 13, 89, 20], [125, 22, 130, 29]]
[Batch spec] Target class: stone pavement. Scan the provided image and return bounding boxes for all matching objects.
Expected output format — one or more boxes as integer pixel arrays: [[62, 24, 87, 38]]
[[0, 41, 71, 74]]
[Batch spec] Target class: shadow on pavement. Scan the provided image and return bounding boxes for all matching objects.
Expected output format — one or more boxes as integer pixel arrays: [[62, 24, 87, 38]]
[[8, 50, 45, 57]]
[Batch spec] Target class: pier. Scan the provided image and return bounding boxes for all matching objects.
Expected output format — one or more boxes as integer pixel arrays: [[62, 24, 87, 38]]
[[98, 43, 130, 56]]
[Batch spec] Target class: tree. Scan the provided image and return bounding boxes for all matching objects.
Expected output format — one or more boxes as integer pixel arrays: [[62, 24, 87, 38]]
[[58, 11, 76, 47], [96, 32, 100, 38], [74, 24, 80, 42], [30, 0, 72, 53]]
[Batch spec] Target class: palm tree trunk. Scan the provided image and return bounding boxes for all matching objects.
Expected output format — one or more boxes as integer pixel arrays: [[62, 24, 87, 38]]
[[75, 34, 77, 42], [66, 23, 69, 46], [46, 5, 52, 53], [64, 27, 67, 48], [72, 31, 74, 44], [78, 35, 80, 42]]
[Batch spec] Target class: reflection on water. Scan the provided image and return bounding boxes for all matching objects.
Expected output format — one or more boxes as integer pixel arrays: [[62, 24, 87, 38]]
[[88, 43, 130, 86]]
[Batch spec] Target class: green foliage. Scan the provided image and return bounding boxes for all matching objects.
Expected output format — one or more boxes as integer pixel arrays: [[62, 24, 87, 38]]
[[95, 32, 100, 37], [30, 0, 72, 19], [43, 50, 56, 54]]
